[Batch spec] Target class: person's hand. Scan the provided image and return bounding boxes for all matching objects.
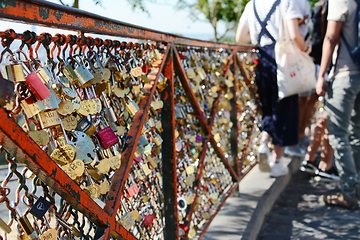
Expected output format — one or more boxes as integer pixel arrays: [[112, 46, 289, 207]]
[[305, 45, 312, 55], [316, 75, 326, 96]]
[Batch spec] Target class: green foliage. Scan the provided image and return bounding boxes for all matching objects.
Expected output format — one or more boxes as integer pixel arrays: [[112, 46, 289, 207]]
[[176, 0, 244, 41], [310, 0, 318, 8]]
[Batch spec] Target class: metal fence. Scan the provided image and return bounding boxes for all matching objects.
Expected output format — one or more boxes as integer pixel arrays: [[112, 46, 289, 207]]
[[0, 0, 261, 239]]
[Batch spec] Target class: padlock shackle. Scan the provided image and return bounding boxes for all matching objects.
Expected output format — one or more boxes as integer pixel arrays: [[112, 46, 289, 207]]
[[83, 55, 97, 72], [0, 46, 15, 63], [71, 54, 85, 67]]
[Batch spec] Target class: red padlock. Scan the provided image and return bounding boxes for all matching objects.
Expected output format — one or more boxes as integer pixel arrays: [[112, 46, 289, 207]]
[[19, 58, 51, 101], [25, 71, 51, 101], [143, 214, 154, 227], [179, 224, 189, 237], [96, 119, 119, 149]]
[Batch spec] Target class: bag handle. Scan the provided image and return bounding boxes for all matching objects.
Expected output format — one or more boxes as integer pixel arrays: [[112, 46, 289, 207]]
[[278, 0, 291, 42]]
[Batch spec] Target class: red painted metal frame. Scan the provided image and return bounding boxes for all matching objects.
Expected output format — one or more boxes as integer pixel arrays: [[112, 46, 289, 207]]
[[104, 46, 170, 216], [0, 48, 169, 240], [0, 0, 256, 50], [172, 48, 238, 183], [160, 45, 180, 240], [183, 92, 222, 229], [0, 1, 261, 239]]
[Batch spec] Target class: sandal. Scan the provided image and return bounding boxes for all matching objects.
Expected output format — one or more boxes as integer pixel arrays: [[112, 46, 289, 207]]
[[322, 192, 358, 210]]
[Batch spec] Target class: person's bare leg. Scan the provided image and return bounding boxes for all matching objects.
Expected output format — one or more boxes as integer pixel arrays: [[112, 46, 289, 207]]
[[318, 124, 334, 171], [273, 145, 285, 161], [299, 93, 318, 140], [305, 111, 327, 162], [261, 131, 271, 142]]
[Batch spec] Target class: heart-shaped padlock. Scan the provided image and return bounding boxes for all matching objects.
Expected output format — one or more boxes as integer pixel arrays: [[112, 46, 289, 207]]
[[67, 130, 97, 164]]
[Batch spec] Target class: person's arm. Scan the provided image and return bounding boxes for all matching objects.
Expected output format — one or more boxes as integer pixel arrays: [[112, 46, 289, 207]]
[[287, 18, 307, 51], [316, 20, 343, 96], [236, 22, 251, 43]]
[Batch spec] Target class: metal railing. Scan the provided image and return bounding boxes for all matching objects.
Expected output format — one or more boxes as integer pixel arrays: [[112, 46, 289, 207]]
[[0, 0, 261, 239]]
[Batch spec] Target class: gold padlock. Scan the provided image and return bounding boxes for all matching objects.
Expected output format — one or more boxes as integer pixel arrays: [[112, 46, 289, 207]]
[[37, 110, 61, 129], [5, 63, 25, 82]]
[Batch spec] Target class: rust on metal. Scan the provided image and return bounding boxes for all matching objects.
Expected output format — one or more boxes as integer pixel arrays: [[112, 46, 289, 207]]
[[0, 108, 109, 227], [172, 47, 208, 132], [0, 0, 256, 49], [210, 135, 239, 182], [184, 93, 222, 227], [104, 46, 171, 216], [160, 44, 180, 240]]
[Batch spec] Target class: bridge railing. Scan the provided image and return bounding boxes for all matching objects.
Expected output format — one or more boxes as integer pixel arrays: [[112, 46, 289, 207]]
[[0, 1, 260, 239]]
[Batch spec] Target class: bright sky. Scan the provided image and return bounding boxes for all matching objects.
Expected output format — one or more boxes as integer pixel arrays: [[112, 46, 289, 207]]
[[0, 0, 228, 40]]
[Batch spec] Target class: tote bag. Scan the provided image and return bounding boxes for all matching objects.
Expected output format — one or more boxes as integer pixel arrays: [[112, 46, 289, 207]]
[[275, 1, 316, 99]]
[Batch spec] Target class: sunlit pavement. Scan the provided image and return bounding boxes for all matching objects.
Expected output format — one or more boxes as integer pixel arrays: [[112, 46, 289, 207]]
[[204, 154, 360, 240]]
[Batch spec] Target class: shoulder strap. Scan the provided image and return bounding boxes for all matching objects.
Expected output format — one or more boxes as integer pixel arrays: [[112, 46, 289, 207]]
[[254, 0, 281, 44]]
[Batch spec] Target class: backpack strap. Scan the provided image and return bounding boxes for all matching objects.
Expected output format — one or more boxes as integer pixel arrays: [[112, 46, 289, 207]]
[[254, 0, 281, 45]]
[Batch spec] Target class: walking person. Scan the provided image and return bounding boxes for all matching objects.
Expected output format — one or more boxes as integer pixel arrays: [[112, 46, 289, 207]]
[[236, 0, 309, 177], [316, 0, 360, 209]]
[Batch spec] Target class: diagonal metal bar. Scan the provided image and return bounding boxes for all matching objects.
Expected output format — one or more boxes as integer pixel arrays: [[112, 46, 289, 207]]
[[104, 46, 171, 217], [0, 108, 110, 227], [183, 92, 222, 233], [172, 47, 238, 182], [235, 53, 259, 105], [197, 182, 239, 240]]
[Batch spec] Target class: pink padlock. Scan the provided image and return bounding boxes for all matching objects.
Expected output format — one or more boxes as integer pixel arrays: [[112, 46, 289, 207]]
[[96, 119, 119, 149], [20, 59, 51, 101], [25, 72, 51, 101]]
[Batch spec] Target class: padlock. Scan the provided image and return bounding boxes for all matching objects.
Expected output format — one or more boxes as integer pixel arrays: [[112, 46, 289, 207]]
[[95, 119, 119, 149], [55, 215, 82, 238], [5, 60, 26, 82], [14, 206, 40, 240], [37, 110, 61, 129], [63, 57, 78, 85], [41, 88, 60, 111], [93, 52, 111, 82], [83, 55, 102, 84], [72, 55, 94, 88], [75, 116, 96, 136], [126, 175, 139, 198], [34, 61, 53, 84], [15, 51, 51, 101], [19, 94, 45, 118], [83, 171, 101, 199], [121, 96, 139, 117], [118, 199, 135, 231], [67, 130, 96, 164], [101, 92, 118, 132]]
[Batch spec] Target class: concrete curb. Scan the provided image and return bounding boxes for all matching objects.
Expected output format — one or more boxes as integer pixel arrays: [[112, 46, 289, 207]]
[[241, 157, 303, 240]]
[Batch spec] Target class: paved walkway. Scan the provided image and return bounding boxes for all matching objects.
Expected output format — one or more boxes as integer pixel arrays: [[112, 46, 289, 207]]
[[258, 168, 360, 240], [204, 155, 360, 240], [203, 156, 301, 240]]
